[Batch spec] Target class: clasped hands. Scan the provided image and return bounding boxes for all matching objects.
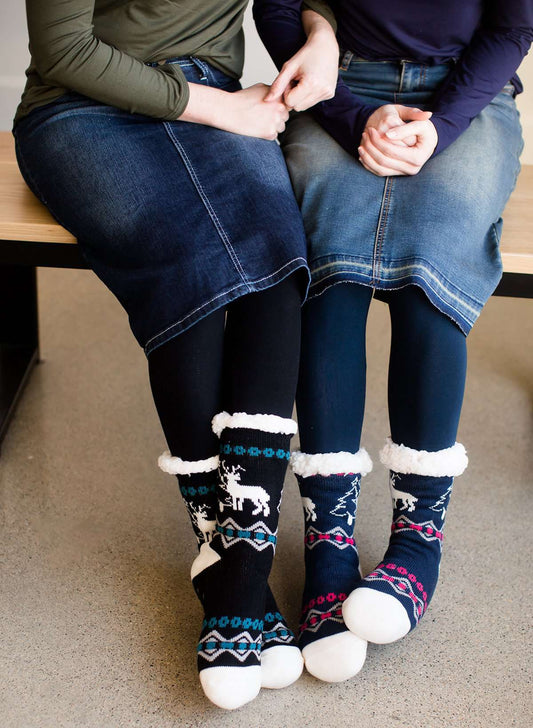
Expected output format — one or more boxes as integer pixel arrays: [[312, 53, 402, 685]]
[[358, 104, 438, 176]]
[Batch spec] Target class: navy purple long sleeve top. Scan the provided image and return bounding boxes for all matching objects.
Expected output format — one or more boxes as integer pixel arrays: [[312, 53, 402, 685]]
[[253, 0, 533, 156]]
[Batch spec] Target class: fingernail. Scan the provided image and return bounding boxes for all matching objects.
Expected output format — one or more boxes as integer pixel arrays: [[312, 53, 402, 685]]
[[358, 147, 364, 154], [386, 130, 397, 138]]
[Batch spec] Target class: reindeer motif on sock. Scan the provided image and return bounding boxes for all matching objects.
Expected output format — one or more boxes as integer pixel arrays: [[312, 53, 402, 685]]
[[219, 462, 271, 517], [389, 472, 418, 512], [301, 496, 317, 522], [187, 503, 217, 543]]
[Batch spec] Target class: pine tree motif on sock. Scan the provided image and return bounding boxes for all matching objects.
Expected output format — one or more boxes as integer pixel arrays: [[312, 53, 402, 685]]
[[158, 450, 299, 664], [296, 471, 364, 650], [193, 412, 297, 702], [343, 439, 468, 643]]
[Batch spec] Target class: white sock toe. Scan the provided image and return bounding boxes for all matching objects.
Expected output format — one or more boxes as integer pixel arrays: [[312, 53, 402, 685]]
[[260, 645, 304, 689], [302, 632, 367, 683], [199, 666, 261, 710], [342, 587, 411, 644]]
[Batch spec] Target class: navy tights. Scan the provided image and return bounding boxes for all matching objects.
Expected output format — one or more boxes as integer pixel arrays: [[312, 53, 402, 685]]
[[148, 273, 302, 461], [296, 283, 467, 454]]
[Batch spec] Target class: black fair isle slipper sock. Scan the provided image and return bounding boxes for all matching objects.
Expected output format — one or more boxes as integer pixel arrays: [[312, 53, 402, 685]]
[[158, 449, 302, 692], [189, 412, 300, 709]]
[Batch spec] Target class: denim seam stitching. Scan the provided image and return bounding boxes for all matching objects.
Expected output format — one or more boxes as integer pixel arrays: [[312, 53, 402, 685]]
[[144, 256, 307, 351], [163, 122, 250, 286], [310, 257, 485, 311], [308, 276, 471, 334], [309, 263, 482, 319], [372, 178, 393, 284]]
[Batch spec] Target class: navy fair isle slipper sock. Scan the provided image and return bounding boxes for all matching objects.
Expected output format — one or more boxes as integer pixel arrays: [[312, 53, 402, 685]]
[[343, 438, 468, 643], [291, 449, 372, 682]]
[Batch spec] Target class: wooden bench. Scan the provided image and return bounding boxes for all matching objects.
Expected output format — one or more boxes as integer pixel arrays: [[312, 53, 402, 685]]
[[0, 131, 532, 451]]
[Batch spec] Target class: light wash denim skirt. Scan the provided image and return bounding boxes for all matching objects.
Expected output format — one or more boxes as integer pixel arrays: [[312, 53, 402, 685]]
[[14, 58, 309, 354], [280, 55, 523, 333]]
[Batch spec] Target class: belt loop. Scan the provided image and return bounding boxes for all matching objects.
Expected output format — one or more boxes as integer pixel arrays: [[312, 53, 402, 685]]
[[339, 50, 354, 71], [399, 59, 406, 93], [191, 57, 208, 82]]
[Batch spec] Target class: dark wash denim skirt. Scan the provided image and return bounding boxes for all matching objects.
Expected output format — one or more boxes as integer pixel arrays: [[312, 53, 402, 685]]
[[14, 58, 309, 354], [280, 56, 523, 334]]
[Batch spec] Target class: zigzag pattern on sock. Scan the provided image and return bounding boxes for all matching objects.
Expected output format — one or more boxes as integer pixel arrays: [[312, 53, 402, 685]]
[[343, 440, 467, 643], [158, 449, 298, 658], [297, 471, 363, 649], [194, 417, 296, 682]]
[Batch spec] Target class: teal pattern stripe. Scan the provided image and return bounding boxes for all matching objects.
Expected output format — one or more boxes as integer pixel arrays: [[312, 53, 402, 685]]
[[264, 611, 284, 623], [220, 443, 290, 460], [216, 523, 277, 544], [198, 640, 261, 653], [202, 616, 264, 630], [179, 483, 216, 497], [263, 628, 292, 640]]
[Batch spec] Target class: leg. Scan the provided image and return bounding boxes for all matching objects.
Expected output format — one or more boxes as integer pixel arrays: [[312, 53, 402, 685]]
[[292, 283, 372, 682], [191, 274, 304, 706], [343, 286, 468, 642], [150, 293, 302, 701]]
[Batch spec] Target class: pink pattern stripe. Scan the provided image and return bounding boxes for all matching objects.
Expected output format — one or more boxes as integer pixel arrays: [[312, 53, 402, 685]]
[[299, 606, 343, 633], [368, 563, 428, 617], [300, 592, 347, 617], [391, 522, 443, 540], [305, 532, 355, 546]]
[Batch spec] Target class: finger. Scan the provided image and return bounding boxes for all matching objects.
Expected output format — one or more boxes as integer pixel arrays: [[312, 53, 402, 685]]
[[358, 148, 403, 176], [265, 65, 297, 101], [385, 121, 429, 141], [285, 80, 329, 111], [360, 133, 419, 175], [366, 128, 422, 168], [395, 106, 432, 122]]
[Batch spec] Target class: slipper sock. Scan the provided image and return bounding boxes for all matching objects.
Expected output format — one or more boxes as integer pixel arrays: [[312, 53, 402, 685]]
[[343, 439, 468, 641], [291, 450, 372, 649], [194, 412, 296, 677], [158, 451, 298, 655]]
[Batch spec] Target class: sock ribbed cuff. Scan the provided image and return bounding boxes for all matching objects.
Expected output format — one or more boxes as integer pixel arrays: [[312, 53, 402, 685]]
[[379, 438, 468, 477], [212, 411, 298, 438], [158, 451, 219, 475], [290, 449, 373, 478]]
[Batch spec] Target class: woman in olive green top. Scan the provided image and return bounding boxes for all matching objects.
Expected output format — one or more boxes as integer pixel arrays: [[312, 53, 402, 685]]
[[13, 0, 339, 711]]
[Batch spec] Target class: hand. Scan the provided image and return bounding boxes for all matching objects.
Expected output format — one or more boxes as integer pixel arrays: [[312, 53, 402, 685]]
[[359, 108, 438, 176], [265, 11, 338, 111], [182, 82, 289, 140], [226, 84, 290, 139], [365, 104, 432, 147]]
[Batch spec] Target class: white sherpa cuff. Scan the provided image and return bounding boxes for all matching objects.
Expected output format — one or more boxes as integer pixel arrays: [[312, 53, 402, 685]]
[[158, 452, 219, 476], [379, 438, 468, 477], [290, 449, 373, 478], [211, 411, 298, 437]]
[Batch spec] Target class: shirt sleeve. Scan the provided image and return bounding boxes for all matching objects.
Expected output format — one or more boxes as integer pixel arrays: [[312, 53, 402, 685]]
[[26, 0, 190, 120], [253, 0, 378, 157], [430, 2, 533, 155]]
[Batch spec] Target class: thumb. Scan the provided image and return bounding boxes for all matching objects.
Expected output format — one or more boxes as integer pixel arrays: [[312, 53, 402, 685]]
[[265, 65, 295, 101]]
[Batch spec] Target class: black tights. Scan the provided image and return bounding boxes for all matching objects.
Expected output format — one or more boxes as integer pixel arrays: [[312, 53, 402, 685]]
[[148, 274, 302, 461]]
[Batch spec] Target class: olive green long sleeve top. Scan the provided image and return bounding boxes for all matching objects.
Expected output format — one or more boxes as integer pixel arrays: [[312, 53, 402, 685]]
[[16, 0, 251, 124]]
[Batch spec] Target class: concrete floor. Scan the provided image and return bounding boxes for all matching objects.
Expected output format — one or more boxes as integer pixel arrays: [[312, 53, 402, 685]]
[[1, 268, 532, 728]]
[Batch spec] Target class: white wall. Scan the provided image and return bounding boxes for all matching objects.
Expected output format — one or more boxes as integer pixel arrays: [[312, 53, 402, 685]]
[[1, 6, 531, 162]]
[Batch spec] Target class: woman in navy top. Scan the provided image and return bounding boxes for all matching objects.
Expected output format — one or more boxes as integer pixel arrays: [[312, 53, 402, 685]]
[[254, 0, 532, 682]]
